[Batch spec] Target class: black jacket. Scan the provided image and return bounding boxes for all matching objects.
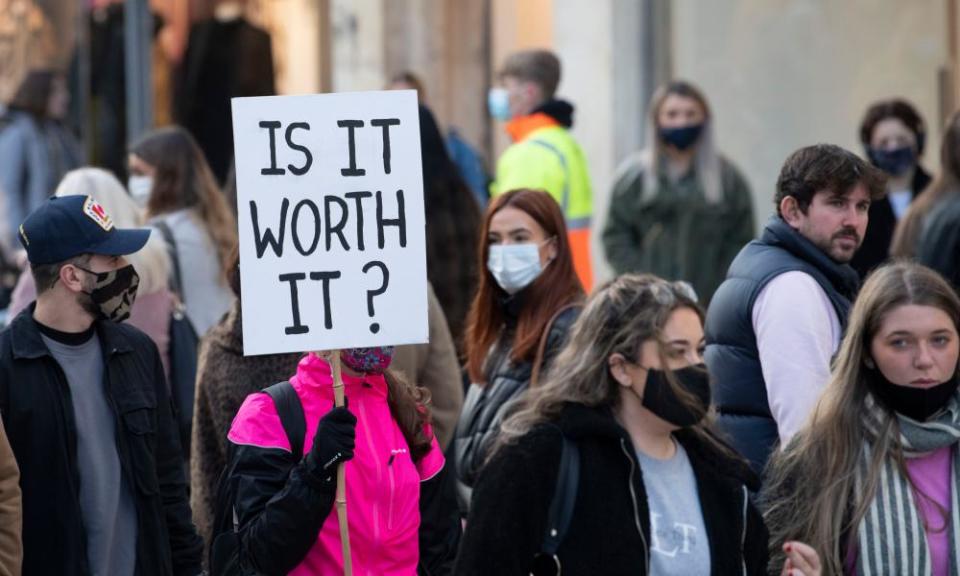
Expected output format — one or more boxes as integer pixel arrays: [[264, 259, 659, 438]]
[[916, 192, 960, 291], [453, 305, 579, 510], [0, 306, 203, 576], [454, 404, 768, 575], [705, 217, 859, 474], [224, 430, 461, 576], [851, 165, 931, 279]]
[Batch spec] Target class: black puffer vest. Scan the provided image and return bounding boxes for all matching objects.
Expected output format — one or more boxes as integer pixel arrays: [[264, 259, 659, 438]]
[[704, 217, 859, 474]]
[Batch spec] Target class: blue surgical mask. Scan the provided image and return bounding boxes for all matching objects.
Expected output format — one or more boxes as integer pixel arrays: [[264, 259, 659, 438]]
[[127, 175, 153, 206], [487, 241, 550, 294], [488, 88, 511, 121], [660, 123, 704, 151], [868, 145, 917, 177]]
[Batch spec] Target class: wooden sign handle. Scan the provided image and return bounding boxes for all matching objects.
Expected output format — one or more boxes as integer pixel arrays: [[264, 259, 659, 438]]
[[329, 351, 352, 576]]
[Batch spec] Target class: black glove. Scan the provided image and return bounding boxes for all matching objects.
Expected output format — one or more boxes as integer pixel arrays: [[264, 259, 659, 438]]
[[304, 406, 357, 488]]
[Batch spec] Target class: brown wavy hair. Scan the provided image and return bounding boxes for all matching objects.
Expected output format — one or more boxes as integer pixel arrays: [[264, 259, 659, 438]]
[[384, 369, 434, 462], [464, 189, 585, 383], [130, 126, 237, 273]]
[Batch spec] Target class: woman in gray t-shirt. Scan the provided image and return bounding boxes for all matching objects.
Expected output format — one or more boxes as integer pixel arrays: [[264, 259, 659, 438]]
[[456, 275, 819, 575]]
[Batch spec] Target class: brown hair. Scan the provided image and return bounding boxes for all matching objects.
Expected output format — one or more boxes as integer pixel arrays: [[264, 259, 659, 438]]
[[892, 110, 960, 257], [499, 50, 561, 100], [774, 143, 887, 216], [8, 69, 59, 119], [464, 189, 584, 383], [385, 369, 434, 461], [130, 126, 237, 271]]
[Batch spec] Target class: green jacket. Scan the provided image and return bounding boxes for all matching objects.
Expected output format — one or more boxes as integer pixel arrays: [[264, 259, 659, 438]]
[[602, 155, 755, 303]]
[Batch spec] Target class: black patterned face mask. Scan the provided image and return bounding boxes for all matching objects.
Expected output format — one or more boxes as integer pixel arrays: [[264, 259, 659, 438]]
[[76, 264, 140, 322]]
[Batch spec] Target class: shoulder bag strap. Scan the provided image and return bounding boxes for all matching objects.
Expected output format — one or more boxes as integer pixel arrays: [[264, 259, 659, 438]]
[[262, 381, 307, 459]]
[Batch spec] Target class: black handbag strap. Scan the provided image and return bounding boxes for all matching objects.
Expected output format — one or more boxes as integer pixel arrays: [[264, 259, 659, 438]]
[[262, 381, 307, 459], [542, 434, 580, 556], [154, 220, 185, 297]]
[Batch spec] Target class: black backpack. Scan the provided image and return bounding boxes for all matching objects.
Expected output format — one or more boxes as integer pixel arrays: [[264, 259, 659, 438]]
[[209, 381, 306, 576]]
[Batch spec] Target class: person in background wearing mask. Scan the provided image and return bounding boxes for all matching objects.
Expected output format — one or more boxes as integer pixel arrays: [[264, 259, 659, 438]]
[[456, 275, 789, 576], [762, 262, 960, 576], [0, 196, 203, 575], [488, 50, 594, 290], [850, 98, 931, 279], [129, 126, 237, 337], [603, 80, 754, 305], [221, 348, 460, 575], [453, 189, 584, 514], [706, 144, 887, 475]]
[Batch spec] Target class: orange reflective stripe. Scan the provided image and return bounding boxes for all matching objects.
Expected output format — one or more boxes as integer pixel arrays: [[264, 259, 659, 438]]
[[568, 228, 593, 292]]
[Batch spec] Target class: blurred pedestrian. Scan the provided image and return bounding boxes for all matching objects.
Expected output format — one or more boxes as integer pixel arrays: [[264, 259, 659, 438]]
[[0, 69, 80, 250], [418, 104, 482, 351], [851, 98, 931, 278], [488, 50, 594, 289], [129, 126, 237, 336], [454, 189, 584, 513], [603, 80, 754, 304]]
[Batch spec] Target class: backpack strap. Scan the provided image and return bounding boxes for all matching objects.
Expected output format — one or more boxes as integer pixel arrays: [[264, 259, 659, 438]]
[[262, 381, 307, 459], [154, 220, 185, 297], [532, 434, 580, 575]]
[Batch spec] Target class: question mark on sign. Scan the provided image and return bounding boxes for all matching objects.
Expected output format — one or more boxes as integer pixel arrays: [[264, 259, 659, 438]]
[[362, 261, 389, 333]]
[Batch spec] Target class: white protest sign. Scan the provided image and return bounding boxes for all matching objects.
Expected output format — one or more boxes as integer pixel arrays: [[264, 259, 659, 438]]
[[232, 90, 427, 356]]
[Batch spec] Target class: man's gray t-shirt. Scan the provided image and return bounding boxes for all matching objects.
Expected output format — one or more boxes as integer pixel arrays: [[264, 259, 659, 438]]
[[637, 440, 710, 576], [42, 332, 138, 576]]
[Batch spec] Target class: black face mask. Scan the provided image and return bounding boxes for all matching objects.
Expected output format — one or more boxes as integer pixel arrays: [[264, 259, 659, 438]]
[[77, 264, 140, 322], [659, 123, 704, 151], [868, 368, 959, 422], [641, 364, 712, 427]]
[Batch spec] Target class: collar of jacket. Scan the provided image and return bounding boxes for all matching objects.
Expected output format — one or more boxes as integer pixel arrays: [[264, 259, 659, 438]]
[[557, 402, 760, 490], [762, 216, 860, 300], [293, 352, 388, 400], [10, 302, 133, 360], [505, 112, 559, 143]]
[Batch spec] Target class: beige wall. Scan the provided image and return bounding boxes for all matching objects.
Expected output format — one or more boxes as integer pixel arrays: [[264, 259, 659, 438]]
[[672, 0, 950, 226]]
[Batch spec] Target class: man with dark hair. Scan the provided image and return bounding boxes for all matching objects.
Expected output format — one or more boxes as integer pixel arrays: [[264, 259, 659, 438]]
[[705, 144, 886, 474], [0, 195, 203, 575], [487, 49, 594, 289]]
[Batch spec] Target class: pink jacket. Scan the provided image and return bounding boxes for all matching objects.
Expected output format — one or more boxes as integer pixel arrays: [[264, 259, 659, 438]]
[[228, 353, 445, 575]]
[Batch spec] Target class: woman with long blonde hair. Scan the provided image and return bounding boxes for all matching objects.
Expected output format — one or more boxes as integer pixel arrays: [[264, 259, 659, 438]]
[[456, 274, 807, 575], [763, 261, 960, 575]]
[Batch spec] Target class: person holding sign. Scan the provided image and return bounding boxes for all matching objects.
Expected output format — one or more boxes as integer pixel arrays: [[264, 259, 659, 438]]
[[454, 188, 585, 514], [221, 349, 460, 575], [456, 275, 775, 576]]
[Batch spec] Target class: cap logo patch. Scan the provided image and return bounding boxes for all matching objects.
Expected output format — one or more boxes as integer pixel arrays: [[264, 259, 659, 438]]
[[83, 197, 114, 231], [18, 224, 28, 246]]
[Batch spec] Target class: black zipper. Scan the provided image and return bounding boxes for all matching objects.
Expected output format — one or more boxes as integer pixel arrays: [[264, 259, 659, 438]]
[[620, 438, 649, 574]]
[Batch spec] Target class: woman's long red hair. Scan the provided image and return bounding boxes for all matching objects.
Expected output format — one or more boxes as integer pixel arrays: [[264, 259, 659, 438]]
[[465, 189, 585, 383]]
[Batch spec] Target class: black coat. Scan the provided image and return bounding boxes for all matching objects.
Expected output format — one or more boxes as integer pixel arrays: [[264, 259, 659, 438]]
[[851, 166, 931, 279], [453, 305, 579, 510], [0, 306, 203, 576], [174, 17, 275, 183], [454, 404, 768, 576], [917, 191, 960, 290]]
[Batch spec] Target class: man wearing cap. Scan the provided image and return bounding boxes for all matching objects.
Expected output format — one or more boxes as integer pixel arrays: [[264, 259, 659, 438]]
[[0, 196, 203, 575]]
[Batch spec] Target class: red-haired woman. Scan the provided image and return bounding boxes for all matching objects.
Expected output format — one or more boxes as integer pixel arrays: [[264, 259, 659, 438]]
[[453, 188, 585, 513]]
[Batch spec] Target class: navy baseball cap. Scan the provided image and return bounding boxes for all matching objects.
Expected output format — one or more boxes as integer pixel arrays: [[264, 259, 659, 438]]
[[18, 195, 151, 265]]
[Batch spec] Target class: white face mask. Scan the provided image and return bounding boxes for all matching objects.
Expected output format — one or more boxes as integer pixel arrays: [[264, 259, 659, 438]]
[[127, 175, 153, 205], [487, 242, 548, 295]]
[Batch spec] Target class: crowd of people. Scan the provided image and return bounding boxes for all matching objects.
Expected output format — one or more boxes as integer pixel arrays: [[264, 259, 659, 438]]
[[1, 43, 960, 576]]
